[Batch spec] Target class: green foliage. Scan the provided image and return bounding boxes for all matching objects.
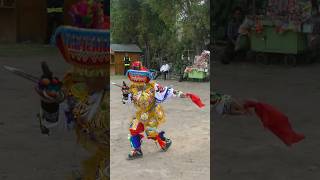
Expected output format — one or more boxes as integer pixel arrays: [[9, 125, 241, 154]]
[[111, 0, 209, 71], [110, 0, 141, 43]]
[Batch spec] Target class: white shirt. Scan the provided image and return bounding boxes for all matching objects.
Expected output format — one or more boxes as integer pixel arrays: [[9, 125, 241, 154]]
[[154, 84, 175, 103], [124, 83, 175, 105], [160, 64, 170, 72]]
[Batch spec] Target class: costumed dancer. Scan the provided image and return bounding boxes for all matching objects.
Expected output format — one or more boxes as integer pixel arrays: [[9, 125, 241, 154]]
[[44, 1, 109, 179], [211, 91, 305, 146], [35, 52, 109, 180], [36, 51, 109, 180], [4, 1, 109, 179], [60, 66, 109, 180], [120, 61, 205, 160], [6, 57, 109, 180]]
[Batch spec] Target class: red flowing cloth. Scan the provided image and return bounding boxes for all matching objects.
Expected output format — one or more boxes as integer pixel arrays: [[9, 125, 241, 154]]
[[244, 100, 305, 146], [186, 93, 205, 108]]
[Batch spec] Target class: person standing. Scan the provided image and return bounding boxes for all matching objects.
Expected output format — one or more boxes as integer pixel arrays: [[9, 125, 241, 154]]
[[222, 7, 244, 64], [160, 61, 170, 80], [123, 53, 131, 75]]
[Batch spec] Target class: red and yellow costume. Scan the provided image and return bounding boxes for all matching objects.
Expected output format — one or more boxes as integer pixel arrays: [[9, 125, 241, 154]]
[[121, 61, 204, 159]]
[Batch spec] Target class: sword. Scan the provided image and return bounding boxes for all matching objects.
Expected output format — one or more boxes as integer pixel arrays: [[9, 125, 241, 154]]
[[3, 65, 39, 83], [3, 63, 57, 135], [112, 81, 130, 104], [111, 82, 123, 88]]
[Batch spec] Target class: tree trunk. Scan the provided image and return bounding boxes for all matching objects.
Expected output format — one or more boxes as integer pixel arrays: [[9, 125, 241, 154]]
[[145, 41, 151, 68]]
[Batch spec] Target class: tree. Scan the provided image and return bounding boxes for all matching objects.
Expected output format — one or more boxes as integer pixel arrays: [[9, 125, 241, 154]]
[[111, 0, 209, 72], [110, 0, 140, 43]]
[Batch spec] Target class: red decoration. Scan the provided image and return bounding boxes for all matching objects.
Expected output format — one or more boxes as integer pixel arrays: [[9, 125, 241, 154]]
[[129, 122, 145, 136], [244, 100, 305, 146], [156, 135, 166, 149], [128, 73, 150, 83], [186, 93, 205, 108]]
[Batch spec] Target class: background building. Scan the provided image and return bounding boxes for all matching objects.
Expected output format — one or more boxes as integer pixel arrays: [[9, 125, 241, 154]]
[[110, 44, 142, 75], [0, 0, 78, 43]]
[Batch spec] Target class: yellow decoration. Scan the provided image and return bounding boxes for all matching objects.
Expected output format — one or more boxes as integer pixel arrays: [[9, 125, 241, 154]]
[[129, 82, 166, 128], [70, 83, 89, 102], [63, 73, 109, 179]]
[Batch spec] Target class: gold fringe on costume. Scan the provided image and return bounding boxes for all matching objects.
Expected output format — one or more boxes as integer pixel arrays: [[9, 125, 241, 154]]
[[129, 82, 166, 128], [64, 74, 109, 180]]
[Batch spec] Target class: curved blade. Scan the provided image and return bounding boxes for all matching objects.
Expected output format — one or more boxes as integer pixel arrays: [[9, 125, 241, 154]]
[[3, 65, 39, 83], [111, 82, 123, 88]]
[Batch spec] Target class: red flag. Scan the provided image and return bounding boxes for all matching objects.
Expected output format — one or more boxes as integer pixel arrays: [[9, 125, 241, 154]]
[[186, 93, 205, 108], [244, 100, 304, 146]]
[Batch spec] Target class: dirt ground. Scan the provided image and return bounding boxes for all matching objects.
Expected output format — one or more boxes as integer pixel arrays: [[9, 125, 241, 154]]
[[0, 44, 210, 180], [213, 61, 320, 180], [110, 77, 210, 180], [0, 44, 88, 179]]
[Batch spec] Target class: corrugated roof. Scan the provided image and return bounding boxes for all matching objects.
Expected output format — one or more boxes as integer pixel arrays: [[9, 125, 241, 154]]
[[111, 44, 142, 53]]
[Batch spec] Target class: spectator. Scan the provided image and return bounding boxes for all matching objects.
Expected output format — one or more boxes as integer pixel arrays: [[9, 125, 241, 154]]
[[222, 7, 244, 64], [47, 0, 64, 44], [155, 60, 170, 80], [123, 53, 131, 75]]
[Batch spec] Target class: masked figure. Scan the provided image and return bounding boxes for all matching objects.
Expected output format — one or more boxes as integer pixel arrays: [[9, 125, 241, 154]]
[[34, 24, 110, 179], [121, 61, 204, 160]]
